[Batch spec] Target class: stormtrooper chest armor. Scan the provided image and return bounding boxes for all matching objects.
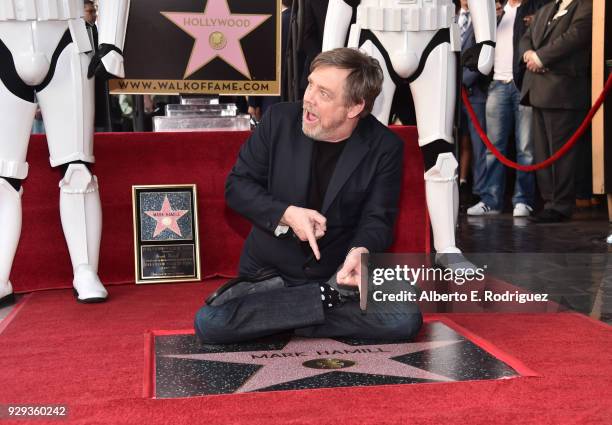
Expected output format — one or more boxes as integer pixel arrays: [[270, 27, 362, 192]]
[[356, 0, 455, 32], [0, 0, 83, 21]]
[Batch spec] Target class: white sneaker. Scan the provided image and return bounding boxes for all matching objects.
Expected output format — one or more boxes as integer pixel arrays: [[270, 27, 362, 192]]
[[467, 201, 501, 216], [513, 203, 533, 217]]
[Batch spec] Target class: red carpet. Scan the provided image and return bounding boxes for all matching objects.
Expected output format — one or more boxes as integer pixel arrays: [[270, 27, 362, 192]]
[[1, 282, 611, 424]]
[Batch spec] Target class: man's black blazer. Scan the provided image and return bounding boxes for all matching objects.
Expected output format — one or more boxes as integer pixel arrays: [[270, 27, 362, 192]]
[[225, 101, 404, 284], [519, 0, 592, 110]]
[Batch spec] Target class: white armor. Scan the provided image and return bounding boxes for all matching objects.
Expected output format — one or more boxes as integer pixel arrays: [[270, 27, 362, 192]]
[[0, 0, 84, 21], [323, 0, 496, 267], [0, 179, 21, 303], [97, 0, 130, 77], [0, 0, 130, 303]]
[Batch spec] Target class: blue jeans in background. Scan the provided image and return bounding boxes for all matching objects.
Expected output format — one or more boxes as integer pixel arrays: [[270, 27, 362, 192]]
[[31, 119, 45, 134], [480, 80, 534, 210], [462, 102, 487, 196]]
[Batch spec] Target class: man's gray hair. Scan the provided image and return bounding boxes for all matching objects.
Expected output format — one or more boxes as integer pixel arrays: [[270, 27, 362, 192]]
[[310, 48, 384, 117]]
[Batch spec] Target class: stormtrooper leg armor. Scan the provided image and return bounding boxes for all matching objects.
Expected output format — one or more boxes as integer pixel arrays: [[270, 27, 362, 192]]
[[60, 163, 107, 302], [0, 32, 37, 305], [0, 12, 109, 303], [0, 179, 21, 305]]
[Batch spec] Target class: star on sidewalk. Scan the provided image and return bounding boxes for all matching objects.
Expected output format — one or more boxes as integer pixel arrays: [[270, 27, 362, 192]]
[[161, 0, 271, 79], [145, 195, 188, 237], [165, 337, 460, 393]]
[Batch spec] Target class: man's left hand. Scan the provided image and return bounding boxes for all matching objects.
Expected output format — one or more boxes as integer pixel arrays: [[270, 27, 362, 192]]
[[337, 247, 369, 287], [523, 50, 546, 74], [248, 106, 262, 122]]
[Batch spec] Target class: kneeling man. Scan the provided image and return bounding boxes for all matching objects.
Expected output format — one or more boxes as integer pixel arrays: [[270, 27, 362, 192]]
[[195, 48, 421, 343]]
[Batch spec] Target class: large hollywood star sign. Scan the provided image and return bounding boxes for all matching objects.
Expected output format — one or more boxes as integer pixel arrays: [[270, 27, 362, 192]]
[[109, 0, 280, 95]]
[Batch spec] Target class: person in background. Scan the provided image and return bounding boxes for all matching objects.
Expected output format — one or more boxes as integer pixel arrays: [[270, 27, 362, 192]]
[[247, 0, 292, 122], [83, 0, 97, 24], [31, 104, 45, 134], [84, 0, 112, 132], [496, 0, 504, 16], [520, 0, 593, 222], [467, 0, 550, 218], [458, 0, 490, 208]]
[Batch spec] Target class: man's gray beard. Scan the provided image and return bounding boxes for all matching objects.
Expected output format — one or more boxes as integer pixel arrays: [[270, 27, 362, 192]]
[[302, 121, 324, 141]]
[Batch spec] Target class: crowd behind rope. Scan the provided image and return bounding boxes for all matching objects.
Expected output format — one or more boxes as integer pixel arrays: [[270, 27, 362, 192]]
[[32, 0, 597, 223], [460, 0, 595, 223]]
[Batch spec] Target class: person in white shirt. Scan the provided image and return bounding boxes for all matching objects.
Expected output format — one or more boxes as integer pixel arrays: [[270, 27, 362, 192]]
[[467, 0, 548, 218]]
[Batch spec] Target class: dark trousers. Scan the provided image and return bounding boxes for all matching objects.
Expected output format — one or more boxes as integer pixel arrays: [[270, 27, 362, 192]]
[[574, 130, 592, 200], [533, 108, 587, 216], [194, 275, 422, 344]]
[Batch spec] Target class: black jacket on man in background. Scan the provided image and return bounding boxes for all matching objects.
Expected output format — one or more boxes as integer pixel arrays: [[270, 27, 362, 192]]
[[511, 0, 553, 90], [519, 0, 592, 109]]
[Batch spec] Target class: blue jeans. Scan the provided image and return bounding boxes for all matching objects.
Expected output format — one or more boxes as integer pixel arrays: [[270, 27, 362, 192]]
[[480, 80, 534, 210], [461, 102, 487, 196], [31, 119, 45, 134]]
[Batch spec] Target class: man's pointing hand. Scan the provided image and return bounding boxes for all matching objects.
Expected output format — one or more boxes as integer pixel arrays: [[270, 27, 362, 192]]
[[280, 206, 327, 260]]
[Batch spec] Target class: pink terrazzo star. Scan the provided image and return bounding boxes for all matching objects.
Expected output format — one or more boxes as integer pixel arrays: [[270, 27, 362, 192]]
[[145, 195, 188, 237], [161, 0, 271, 78], [165, 337, 461, 393]]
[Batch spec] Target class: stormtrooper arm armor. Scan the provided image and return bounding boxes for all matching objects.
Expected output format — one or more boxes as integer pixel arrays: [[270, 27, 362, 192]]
[[466, 0, 496, 75], [91, 0, 131, 78], [322, 0, 353, 51], [98, 0, 130, 49]]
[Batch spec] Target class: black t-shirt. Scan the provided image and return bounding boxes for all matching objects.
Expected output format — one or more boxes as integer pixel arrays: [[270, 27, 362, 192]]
[[307, 139, 348, 212]]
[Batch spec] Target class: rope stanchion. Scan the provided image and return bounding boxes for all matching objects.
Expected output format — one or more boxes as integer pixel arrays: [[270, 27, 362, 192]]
[[461, 73, 612, 172]]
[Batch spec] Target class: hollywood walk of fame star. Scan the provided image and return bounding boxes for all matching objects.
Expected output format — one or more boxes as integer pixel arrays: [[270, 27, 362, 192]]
[[165, 337, 461, 393], [161, 0, 271, 79], [145, 196, 189, 237]]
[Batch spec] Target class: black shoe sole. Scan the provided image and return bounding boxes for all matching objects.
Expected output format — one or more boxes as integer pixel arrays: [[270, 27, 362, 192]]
[[0, 292, 16, 307], [528, 214, 568, 224], [72, 288, 107, 304], [205, 270, 280, 306]]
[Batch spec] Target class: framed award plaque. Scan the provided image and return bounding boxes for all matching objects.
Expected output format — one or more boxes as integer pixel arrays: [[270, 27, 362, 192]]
[[132, 185, 201, 284]]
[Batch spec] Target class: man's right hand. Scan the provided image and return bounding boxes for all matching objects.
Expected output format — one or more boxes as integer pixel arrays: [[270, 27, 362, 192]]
[[280, 206, 327, 260]]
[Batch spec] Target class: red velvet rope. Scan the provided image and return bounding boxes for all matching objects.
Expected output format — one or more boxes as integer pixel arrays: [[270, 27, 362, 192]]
[[461, 73, 612, 172]]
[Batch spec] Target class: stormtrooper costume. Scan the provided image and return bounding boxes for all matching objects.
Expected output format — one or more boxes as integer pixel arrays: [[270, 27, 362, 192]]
[[0, 0, 130, 304], [323, 0, 496, 268]]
